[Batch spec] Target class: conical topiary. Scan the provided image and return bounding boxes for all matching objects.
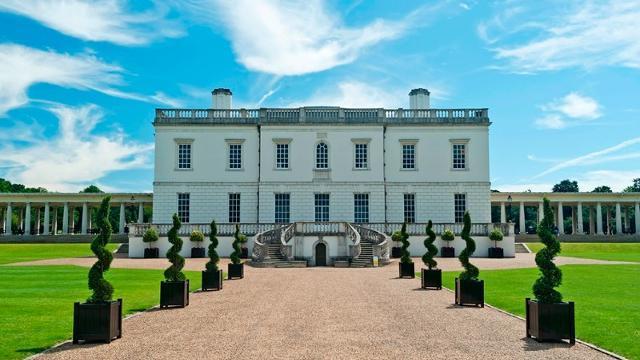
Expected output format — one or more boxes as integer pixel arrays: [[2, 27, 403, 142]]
[[230, 224, 242, 265], [164, 214, 185, 282], [87, 196, 114, 303], [205, 220, 220, 272], [458, 211, 479, 281], [533, 198, 563, 303], [422, 220, 438, 270], [399, 223, 412, 264]]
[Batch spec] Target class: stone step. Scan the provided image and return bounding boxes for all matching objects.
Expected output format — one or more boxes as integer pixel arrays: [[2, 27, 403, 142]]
[[515, 243, 531, 253]]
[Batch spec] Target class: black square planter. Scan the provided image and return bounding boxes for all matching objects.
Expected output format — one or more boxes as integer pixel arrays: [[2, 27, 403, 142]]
[[73, 299, 122, 344], [488, 247, 504, 258], [421, 269, 442, 290], [398, 262, 415, 278], [455, 278, 484, 307], [240, 247, 249, 259], [191, 247, 206, 258], [391, 247, 402, 258], [526, 298, 575, 344], [160, 280, 189, 308], [144, 248, 159, 258], [440, 246, 455, 258], [202, 270, 223, 291], [228, 263, 244, 279]]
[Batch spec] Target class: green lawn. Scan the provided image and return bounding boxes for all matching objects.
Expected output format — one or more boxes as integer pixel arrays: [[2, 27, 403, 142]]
[[0, 265, 204, 360], [0, 243, 119, 265], [439, 265, 640, 359], [526, 242, 640, 262]]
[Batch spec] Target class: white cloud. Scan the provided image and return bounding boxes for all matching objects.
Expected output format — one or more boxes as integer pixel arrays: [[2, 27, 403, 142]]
[[0, 103, 153, 191], [0, 0, 183, 45], [495, 169, 640, 193], [535, 92, 602, 129], [534, 114, 566, 129]]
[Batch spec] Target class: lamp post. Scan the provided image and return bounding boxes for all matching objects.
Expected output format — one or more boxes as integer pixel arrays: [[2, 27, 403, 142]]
[[507, 195, 512, 223]]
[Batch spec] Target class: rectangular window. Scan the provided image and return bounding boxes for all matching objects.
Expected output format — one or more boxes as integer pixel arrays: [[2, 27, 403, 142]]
[[177, 143, 192, 169], [354, 193, 369, 223], [454, 193, 466, 223], [314, 193, 330, 222], [177, 193, 190, 223], [228, 193, 240, 223], [355, 143, 368, 169], [404, 194, 415, 224], [229, 144, 242, 169], [275, 193, 290, 224], [452, 143, 466, 169], [276, 143, 289, 169], [402, 144, 415, 169]]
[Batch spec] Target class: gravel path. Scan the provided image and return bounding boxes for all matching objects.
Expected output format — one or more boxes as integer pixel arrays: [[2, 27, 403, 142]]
[[38, 264, 612, 359]]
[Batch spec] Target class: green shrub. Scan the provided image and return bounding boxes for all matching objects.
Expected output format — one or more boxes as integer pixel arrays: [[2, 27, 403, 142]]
[[399, 223, 412, 264], [489, 228, 503, 248], [533, 198, 563, 303], [230, 225, 243, 265], [190, 230, 205, 244], [142, 227, 158, 248], [391, 230, 402, 243], [87, 196, 114, 303], [205, 220, 220, 273], [164, 214, 186, 282], [441, 229, 455, 242], [422, 220, 438, 269], [458, 211, 479, 281]]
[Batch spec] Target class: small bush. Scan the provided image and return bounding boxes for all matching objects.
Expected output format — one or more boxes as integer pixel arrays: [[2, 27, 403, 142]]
[[441, 229, 455, 242], [190, 230, 205, 243], [399, 223, 412, 264], [458, 211, 479, 281], [422, 220, 438, 270], [533, 198, 563, 304], [489, 228, 503, 247], [87, 196, 114, 303], [230, 225, 243, 265], [142, 228, 158, 248], [205, 220, 220, 273], [391, 230, 402, 243], [164, 214, 186, 282]]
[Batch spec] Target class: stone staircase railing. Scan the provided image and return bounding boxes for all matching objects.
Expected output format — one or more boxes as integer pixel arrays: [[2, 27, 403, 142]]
[[352, 224, 390, 264], [345, 223, 361, 259], [252, 225, 285, 261], [280, 223, 295, 260]]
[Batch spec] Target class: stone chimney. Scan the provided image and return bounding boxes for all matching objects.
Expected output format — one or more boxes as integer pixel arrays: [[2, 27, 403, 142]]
[[409, 88, 430, 109], [212, 88, 232, 109]]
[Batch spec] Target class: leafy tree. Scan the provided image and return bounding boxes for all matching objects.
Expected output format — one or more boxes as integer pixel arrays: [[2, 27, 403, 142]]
[[87, 196, 114, 303], [230, 225, 243, 265], [164, 214, 185, 281], [422, 220, 437, 270], [489, 228, 503, 247], [81, 185, 103, 193], [533, 198, 563, 303], [205, 220, 220, 273], [190, 230, 204, 243], [592, 186, 612, 193], [458, 211, 479, 281], [623, 178, 640, 193], [0, 178, 47, 193], [399, 223, 412, 264], [552, 179, 579, 193], [142, 227, 158, 248]]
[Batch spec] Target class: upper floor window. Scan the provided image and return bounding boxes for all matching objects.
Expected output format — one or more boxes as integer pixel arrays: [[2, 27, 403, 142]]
[[402, 144, 416, 169], [177, 193, 190, 223], [316, 143, 328, 169], [454, 193, 466, 223], [276, 142, 289, 169], [228, 193, 240, 223], [451, 140, 468, 170], [228, 143, 243, 169], [354, 143, 368, 169], [176, 141, 192, 169]]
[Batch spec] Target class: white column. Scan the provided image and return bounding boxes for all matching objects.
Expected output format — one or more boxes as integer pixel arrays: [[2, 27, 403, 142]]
[[43, 203, 50, 235], [88, 207, 92, 230], [589, 206, 595, 235], [24, 202, 31, 236], [119, 203, 125, 234], [35, 208, 41, 235], [635, 203, 640, 235], [62, 203, 69, 234], [538, 202, 544, 223], [596, 202, 603, 235], [138, 203, 144, 224], [69, 207, 75, 234], [576, 202, 583, 234], [557, 202, 564, 234], [53, 207, 58, 234], [519, 202, 526, 233], [500, 202, 506, 223], [5, 203, 12, 235], [615, 203, 622, 234], [81, 203, 88, 235]]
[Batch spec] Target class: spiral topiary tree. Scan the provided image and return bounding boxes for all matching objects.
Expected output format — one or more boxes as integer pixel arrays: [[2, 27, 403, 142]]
[[422, 220, 438, 270], [230, 224, 242, 265], [458, 211, 479, 281], [399, 223, 412, 264], [164, 213, 185, 282], [205, 220, 220, 273], [533, 198, 563, 303], [87, 196, 114, 303]]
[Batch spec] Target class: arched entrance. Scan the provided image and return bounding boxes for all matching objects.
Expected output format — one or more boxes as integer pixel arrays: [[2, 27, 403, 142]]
[[315, 242, 327, 266]]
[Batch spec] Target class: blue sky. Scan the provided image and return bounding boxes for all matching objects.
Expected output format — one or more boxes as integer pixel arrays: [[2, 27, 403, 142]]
[[0, 0, 638, 192]]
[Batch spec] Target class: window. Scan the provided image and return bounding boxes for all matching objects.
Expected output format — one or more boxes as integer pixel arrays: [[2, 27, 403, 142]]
[[275, 193, 290, 224], [177, 143, 192, 169], [402, 144, 415, 169], [276, 143, 289, 169], [229, 144, 242, 169], [228, 193, 240, 223], [404, 194, 415, 223], [355, 143, 368, 169], [177, 193, 190, 223], [354, 193, 369, 223], [452, 143, 466, 169], [314, 193, 330, 222], [316, 143, 328, 169], [454, 194, 466, 223]]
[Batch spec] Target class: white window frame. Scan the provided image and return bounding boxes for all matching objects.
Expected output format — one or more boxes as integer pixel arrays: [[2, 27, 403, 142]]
[[226, 139, 245, 170], [274, 138, 292, 170], [454, 193, 466, 223], [228, 193, 241, 223], [175, 139, 193, 171], [352, 139, 370, 170], [353, 193, 369, 223], [400, 139, 418, 171], [275, 193, 290, 224], [403, 193, 416, 224], [450, 139, 469, 171], [314, 193, 330, 222], [315, 142, 329, 170], [177, 193, 190, 223]]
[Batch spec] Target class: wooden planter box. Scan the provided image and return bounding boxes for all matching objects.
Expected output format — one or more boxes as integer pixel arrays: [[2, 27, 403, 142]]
[[240, 247, 249, 259], [391, 247, 402, 258], [421, 269, 442, 290], [455, 278, 484, 307], [228, 263, 244, 279], [73, 299, 122, 344], [398, 262, 415, 278], [144, 248, 159, 258], [488, 247, 504, 258], [191, 247, 206, 258], [202, 270, 223, 291], [440, 246, 455, 258], [526, 298, 575, 344], [160, 280, 189, 308]]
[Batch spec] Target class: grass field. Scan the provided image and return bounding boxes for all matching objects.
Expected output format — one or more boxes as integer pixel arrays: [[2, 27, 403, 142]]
[[526, 242, 640, 262], [0, 265, 204, 360], [0, 243, 119, 265], [440, 264, 640, 359]]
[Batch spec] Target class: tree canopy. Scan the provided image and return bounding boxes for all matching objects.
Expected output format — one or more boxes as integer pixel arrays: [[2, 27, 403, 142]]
[[552, 179, 579, 193], [592, 186, 612, 193], [80, 185, 104, 193], [623, 178, 640, 193], [0, 178, 47, 193]]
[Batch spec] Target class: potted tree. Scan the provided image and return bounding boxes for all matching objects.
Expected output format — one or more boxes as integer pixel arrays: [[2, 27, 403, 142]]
[[398, 223, 414, 278], [488, 228, 504, 258], [190, 230, 206, 258], [391, 230, 402, 258], [228, 225, 244, 279], [142, 227, 159, 258], [440, 229, 455, 257], [526, 198, 575, 344], [239, 232, 249, 259], [160, 214, 189, 308], [202, 220, 223, 291], [421, 220, 441, 289], [455, 211, 484, 307], [73, 196, 122, 344]]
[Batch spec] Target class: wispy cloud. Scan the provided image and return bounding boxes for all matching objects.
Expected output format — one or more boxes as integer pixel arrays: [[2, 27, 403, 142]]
[[534, 92, 602, 129], [0, 0, 183, 46], [496, 169, 640, 193]]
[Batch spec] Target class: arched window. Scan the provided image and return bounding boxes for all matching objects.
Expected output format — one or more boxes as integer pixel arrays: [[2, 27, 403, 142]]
[[316, 142, 328, 169]]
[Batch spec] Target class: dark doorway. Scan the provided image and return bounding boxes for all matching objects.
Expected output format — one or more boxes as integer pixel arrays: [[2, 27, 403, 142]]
[[315, 243, 327, 266]]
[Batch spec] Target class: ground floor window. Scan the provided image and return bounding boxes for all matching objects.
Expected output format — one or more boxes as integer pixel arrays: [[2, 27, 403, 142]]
[[177, 193, 190, 223], [354, 193, 369, 223], [314, 193, 330, 222], [275, 193, 290, 224], [454, 193, 466, 223], [228, 193, 240, 223], [404, 193, 415, 223]]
